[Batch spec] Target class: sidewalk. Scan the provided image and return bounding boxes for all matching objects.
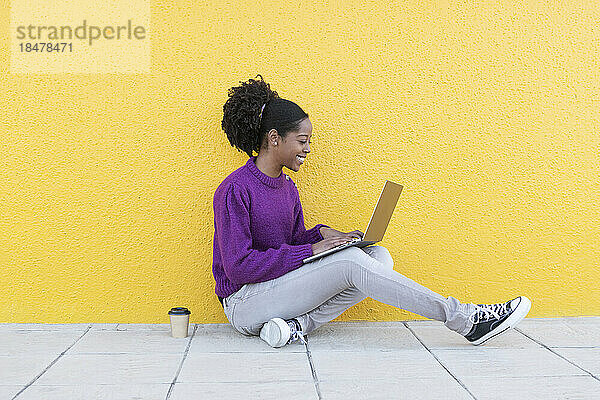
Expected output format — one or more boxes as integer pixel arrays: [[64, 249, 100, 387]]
[[1, 317, 599, 400]]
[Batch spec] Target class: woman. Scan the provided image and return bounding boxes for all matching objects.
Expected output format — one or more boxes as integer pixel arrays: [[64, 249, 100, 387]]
[[212, 75, 531, 348]]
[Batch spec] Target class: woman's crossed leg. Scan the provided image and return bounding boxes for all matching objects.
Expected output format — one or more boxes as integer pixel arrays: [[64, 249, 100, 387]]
[[224, 245, 475, 337]]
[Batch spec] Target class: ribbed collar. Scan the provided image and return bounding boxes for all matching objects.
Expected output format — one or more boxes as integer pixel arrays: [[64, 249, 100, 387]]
[[246, 156, 286, 188]]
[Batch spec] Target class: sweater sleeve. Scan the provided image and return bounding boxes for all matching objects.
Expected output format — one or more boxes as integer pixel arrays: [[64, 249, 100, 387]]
[[290, 188, 330, 245], [214, 184, 314, 286]]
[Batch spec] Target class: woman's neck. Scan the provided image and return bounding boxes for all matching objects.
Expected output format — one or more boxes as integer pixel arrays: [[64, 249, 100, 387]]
[[254, 154, 282, 178]]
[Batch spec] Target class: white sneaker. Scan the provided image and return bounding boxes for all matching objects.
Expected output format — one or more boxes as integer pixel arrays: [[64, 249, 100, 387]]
[[259, 318, 307, 348]]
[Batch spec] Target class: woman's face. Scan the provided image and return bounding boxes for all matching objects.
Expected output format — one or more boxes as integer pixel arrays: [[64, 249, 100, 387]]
[[279, 117, 312, 172]]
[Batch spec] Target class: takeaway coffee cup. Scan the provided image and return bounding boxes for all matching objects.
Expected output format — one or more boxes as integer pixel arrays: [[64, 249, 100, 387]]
[[168, 307, 191, 338]]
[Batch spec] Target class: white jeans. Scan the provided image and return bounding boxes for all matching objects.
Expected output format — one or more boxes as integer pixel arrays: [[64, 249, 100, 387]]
[[222, 245, 475, 336]]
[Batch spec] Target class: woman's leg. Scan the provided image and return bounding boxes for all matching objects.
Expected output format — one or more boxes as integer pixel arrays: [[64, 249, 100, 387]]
[[224, 245, 475, 337], [294, 245, 391, 334]]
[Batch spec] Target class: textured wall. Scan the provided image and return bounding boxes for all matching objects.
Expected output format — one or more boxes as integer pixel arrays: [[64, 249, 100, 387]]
[[1, 1, 598, 323]]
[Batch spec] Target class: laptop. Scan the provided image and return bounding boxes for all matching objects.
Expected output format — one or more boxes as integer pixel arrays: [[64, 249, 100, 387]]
[[302, 180, 403, 264]]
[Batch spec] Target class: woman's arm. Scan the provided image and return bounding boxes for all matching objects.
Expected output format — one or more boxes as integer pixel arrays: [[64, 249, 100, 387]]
[[214, 184, 314, 285]]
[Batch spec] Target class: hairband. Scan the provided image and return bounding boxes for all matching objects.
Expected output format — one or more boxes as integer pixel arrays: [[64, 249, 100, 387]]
[[258, 103, 267, 122]]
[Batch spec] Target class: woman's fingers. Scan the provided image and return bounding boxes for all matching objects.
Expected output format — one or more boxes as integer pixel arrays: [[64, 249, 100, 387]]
[[348, 230, 363, 239]]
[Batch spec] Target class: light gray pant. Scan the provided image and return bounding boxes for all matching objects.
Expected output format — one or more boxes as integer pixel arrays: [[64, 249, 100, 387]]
[[222, 245, 475, 337]]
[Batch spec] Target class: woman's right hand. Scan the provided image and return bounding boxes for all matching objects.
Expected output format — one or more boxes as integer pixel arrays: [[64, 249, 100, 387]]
[[311, 237, 354, 255]]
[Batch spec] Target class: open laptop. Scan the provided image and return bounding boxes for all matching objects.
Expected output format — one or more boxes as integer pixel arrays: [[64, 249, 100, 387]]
[[302, 180, 403, 264]]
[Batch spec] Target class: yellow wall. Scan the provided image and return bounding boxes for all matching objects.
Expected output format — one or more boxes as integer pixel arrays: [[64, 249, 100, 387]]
[[1, 1, 598, 323]]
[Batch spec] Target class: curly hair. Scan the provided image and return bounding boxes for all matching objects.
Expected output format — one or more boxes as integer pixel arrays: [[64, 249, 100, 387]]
[[221, 75, 308, 157]]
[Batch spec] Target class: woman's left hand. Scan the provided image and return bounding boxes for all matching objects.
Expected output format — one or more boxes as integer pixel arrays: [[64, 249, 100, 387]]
[[321, 227, 364, 241]]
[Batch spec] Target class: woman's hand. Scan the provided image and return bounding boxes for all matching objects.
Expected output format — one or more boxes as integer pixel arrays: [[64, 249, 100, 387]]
[[320, 227, 364, 241], [311, 227, 365, 256], [311, 236, 356, 256]]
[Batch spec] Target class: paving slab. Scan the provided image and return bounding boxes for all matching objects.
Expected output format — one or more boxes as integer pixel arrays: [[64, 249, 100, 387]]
[[310, 349, 447, 382], [116, 323, 173, 331], [552, 347, 600, 376], [169, 382, 318, 400], [0, 386, 23, 400], [178, 352, 313, 383], [90, 324, 121, 331], [2, 319, 600, 400], [35, 353, 182, 385], [328, 321, 428, 328], [307, 322, 423, 351], [190, 323, 305, 353], [0, 330, 83, 356], [318, 375, 473, 400], [0, 354, 57, 385], [432, 348, 586, 380], [14, 384, 171, 400], [406, 320, 540, 349], [464, 375, 600, 400], [517, 317, 600, 347], [0, 324, 90, 331], [69, 330, 190, 354]]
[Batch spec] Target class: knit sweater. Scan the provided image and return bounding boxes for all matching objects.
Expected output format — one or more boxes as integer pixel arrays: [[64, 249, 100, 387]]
[[212, 155, 330, 299]]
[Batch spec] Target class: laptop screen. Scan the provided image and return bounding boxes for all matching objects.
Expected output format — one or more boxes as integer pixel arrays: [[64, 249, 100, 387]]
[[362, 180, 403, 242]]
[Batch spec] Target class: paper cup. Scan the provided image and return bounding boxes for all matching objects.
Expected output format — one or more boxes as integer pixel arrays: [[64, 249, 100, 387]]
[[168, 307, 191, 338]]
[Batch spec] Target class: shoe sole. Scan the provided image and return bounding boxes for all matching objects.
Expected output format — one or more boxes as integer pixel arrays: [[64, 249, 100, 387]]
[[471, 296, 532, 346], [259, 318, 290, 348]]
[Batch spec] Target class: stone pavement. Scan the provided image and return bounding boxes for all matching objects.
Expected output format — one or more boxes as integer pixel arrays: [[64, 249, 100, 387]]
[[1, 317, 599, 399]]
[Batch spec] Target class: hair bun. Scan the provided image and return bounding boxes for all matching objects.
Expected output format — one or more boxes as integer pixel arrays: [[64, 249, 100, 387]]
[[222, 75, 279, 157]]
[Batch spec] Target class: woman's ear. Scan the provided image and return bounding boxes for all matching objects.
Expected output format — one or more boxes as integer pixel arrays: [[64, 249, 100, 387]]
[[268, 129, 279, 146]]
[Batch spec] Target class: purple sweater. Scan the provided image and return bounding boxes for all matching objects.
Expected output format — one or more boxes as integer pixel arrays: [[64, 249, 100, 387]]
[[212, 156, 330, 299]]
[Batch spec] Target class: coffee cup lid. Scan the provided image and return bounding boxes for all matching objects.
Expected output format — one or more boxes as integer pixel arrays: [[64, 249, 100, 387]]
[[168, 307, 191, 315]]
